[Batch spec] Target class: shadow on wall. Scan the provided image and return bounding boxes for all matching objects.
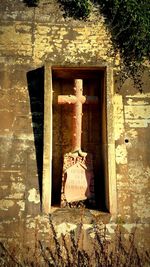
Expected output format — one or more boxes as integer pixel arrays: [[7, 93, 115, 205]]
[[27, 67, 44, 201]]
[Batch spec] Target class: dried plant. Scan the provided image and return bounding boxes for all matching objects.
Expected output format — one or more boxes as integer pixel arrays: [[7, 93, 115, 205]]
[[0, 217, 149, 267]]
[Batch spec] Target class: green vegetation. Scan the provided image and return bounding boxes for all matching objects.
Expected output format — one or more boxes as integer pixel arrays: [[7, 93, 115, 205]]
[[58, 0, 150, 91], [59, 0, 91, 20], [24, 0, 150, 91], [23, 0, 39, 7], [57, 0, 150, 62], [96, 0, 150, 91]]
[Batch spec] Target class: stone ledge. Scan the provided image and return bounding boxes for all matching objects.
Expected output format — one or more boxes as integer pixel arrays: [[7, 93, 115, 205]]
[[50, 207, 111, 225]]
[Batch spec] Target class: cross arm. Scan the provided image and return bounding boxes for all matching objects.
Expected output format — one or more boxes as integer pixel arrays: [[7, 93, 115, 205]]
[[58, 95, 98, 105], [58, 95, 77, 105]]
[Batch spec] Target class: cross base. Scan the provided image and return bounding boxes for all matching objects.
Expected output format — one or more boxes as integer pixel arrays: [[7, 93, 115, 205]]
[[61, 152, 95, 208]]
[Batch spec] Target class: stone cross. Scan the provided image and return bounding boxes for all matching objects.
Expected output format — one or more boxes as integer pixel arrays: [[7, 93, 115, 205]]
[[58, 79, 98, 153]]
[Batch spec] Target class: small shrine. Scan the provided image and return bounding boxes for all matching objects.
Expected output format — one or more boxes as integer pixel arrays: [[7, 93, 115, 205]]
[[58, 78, 97, 207], [48, 68, 108, 211]]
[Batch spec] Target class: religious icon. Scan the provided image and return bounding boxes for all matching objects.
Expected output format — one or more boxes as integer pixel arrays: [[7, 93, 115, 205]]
[[58, 79, 98, 207]]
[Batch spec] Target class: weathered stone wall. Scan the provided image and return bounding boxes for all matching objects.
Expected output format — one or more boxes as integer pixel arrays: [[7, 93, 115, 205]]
[[0, 0, 149, 255]]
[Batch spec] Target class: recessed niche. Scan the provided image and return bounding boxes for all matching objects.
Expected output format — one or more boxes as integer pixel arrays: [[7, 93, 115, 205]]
[[51, 67, 108, 211]]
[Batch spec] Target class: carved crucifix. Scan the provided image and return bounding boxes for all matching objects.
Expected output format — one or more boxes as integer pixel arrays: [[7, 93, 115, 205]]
[[58, 79, 98, 206]]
